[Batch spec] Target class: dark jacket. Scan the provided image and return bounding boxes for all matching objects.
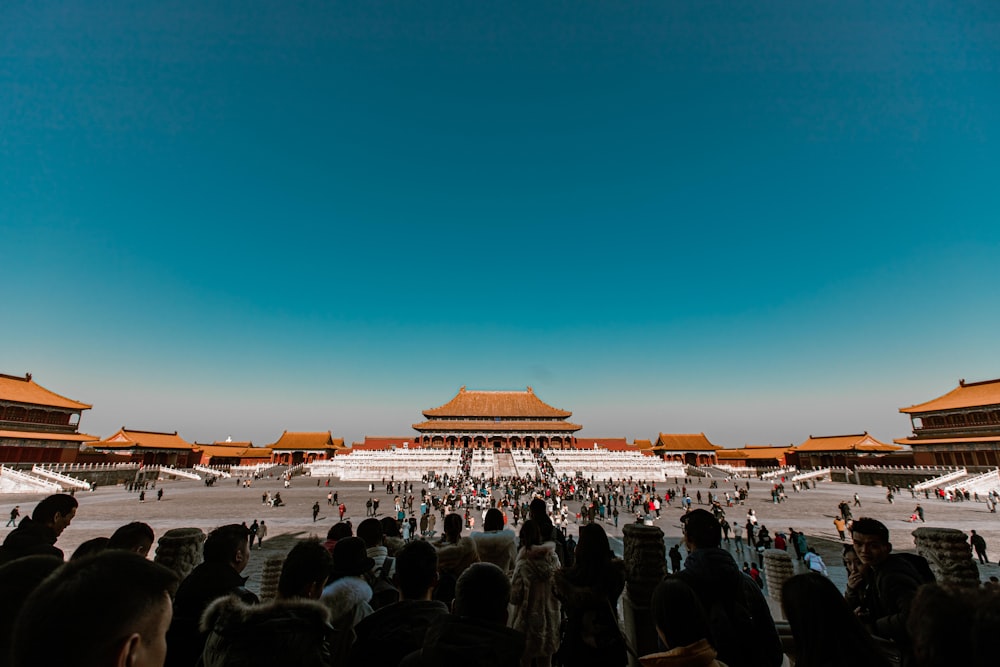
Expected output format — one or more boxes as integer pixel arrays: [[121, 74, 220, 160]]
[[399, 616, 526, 667], [553, 559, 628, 667], [198, 595, 345, 667], [674, 547, 783, 667], [0, 517, 62, 563], [860, 554, 924, 646], [349, 599, 449, 666], [166, 561, 259, 667]]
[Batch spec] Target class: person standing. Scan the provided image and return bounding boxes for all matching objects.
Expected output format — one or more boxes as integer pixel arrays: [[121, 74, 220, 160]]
[[249, 520, 259, 546], [6, 506, 19, 527], [312, 502, 320, 522], [327, 491, 333, 506], [971, 530, 989, 564], [854, 492, 862, 507], [257, 520, 267, 548], [339, 503, 346, 521]]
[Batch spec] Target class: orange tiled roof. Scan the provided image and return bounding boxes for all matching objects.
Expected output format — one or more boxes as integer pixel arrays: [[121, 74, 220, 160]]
[[894, 435, 1000, 445], [94, 428, 195, 450], [716, 449, 749, 459], [0, 373, 91, 410], [211, 441, 253, 448], [739, 445, 791, 460], [423, 386, 572, 419], [633, 439, 653, 450], [268, 431, 345, 451], [792, 433, 901, 453], [0, 430, 98, 443], [412, 420, 582, 432], [652, 433, 721, 452], [900, 378, 1000, 414], [196, 444, 271, 459]]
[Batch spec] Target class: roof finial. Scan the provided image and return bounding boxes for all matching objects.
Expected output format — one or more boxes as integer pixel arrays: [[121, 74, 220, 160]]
[[960, 378, 966, 386], [25, 372, 31, 382], [460, 385, 466, 393], [527, 386, 533, 394]]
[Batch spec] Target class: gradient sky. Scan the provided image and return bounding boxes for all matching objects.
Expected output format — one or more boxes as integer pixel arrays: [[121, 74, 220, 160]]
[[3, 1, 998, 448]]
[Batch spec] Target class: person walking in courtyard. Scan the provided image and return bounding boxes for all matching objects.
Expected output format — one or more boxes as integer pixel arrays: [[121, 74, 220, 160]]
[[157, 488, 163, 501], [256, 520, 267, 548], [312, 501, 320, 522], [6, 506, 19, 527], [833, 516, 847, 541], [914, 505, 924, 522], [971, 530, 989, 564], [339, 502, 346, 521], [854, 492, 862, 507]]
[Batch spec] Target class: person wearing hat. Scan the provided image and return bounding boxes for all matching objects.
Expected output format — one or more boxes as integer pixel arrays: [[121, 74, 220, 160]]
[[321, 537, 375, 629]]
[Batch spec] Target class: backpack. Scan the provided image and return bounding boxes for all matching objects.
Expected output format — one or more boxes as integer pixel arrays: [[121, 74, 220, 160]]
[[367, 557, 399, 611], [894, 552, 935, 584]]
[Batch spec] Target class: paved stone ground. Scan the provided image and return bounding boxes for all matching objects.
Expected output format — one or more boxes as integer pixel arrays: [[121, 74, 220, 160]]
[[2, 474, 998, 601]]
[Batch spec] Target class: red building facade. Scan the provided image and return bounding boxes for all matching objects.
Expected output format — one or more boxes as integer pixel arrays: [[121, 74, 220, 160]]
[[0, 372, 96, 464]]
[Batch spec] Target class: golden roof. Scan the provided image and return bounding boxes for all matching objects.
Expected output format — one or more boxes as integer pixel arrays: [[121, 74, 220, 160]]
[[268, 431, 345, 450], [423, 386, 572, 419], [901, 378, 1000, 414], [94, 428, 195, 450], [792, 433, 901, 452], [0, 373, 91, 410], [651, 433, 721, 452]]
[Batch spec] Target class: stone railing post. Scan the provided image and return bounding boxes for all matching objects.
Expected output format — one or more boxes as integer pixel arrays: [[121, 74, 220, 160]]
[[622, 523, 666, 666], [911, 527, 980, 587], [154, 527, 206, 581]]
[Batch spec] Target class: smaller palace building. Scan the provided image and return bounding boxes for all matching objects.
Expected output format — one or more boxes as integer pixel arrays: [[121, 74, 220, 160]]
[[0, 372, 97, 464], [412, 386, 582, 449], [790, 433, 901, 469], [267, 431, 345, 465], [896, 377, 1000, 467], [650, 433, 721, 465], [89, 428, 200, 467]]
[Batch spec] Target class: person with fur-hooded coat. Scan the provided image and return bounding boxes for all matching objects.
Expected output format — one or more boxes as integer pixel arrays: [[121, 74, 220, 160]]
[[433, 513, 480, 605], [199, 595, 341, 667], [321, 537, 375, 629], [472, 508, 517, 574], [510, 521, 561, 666]]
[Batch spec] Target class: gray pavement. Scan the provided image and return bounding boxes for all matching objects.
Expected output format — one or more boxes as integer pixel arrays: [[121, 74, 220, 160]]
[[2, 474, 998, 597]]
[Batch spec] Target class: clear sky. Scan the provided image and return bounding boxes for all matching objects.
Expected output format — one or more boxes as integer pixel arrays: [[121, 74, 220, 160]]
[[3, 1, 998, 448]]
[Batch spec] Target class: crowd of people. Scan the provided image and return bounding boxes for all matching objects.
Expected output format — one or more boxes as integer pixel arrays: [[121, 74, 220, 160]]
[[2, 459, 1000, 667]]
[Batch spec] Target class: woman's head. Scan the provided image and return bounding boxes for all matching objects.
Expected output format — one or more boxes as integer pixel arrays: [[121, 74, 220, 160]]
[[484, 508, 505, 532], [782, 573, 888, 667], [443, 513, 463, 541], [574, 523, 612, 570], [519, 520, 541, 550], [842, 544, 861, 576]]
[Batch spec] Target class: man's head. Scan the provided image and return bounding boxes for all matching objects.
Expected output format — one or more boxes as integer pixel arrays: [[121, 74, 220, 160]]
[[108, 522, 155, 558], [11, 551, 177, 667], [32, 494, 78, 537], [278, 540, 332, 599], [483, 508, 504, 532], [203, 524, 252, 573], [850, 517, 891, 566], [380, 516, 401, 538], [356, 518, 384, 549], [453, 563, 510, 624], [681, 509, 721, 550], [395, 539, 439, 601]]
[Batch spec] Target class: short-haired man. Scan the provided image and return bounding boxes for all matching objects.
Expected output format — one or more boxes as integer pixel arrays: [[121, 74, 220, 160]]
[[350, 540, 449, 666], [400, 562, 525, 667], [671, 509, 782, 667], [0, 493, 77, 563], [848, 517, 927, 653], [166, 524, 258, 667], [11, 550, 177, 667], [108, 521, 155, 557]]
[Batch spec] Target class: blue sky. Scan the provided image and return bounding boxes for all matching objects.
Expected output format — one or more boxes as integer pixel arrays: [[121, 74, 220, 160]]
[[3, 1, 998, 447]]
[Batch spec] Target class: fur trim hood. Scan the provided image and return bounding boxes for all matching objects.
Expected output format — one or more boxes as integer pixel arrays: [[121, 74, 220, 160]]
[[435, 536, 480, 575], [199, 595, 340, 667], [514, 542, 559, 581], [472, 530, 517, 573]]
